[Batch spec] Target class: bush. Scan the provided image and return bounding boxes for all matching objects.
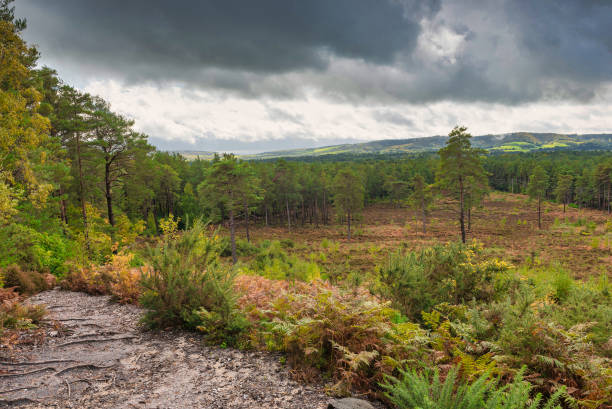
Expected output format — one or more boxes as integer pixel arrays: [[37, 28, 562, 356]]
[[0, 224, 72, 275], [219, 237, 259, 257], [235, 275, 430, 397], [1, 265, 55, 294], [247, 240, 321, 282], [382, 366, 565, 409], [448, 267, 612, 406], [378, 242, 510, 320], [60, 252, 141, 304], [0, 287, 46, 333], [139, 220, 248, 346]]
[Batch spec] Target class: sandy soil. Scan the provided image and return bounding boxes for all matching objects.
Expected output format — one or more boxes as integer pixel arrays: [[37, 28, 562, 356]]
[[0, 289, 339, 409]]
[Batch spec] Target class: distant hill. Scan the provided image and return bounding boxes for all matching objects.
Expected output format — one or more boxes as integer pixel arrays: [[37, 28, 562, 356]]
[[168, 150, 217, 160], [244, 133, 612, 159], [172, 133, 612, 160]]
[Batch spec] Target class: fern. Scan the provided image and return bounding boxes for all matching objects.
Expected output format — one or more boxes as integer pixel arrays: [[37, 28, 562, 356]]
[[382, 366, 564, 409]]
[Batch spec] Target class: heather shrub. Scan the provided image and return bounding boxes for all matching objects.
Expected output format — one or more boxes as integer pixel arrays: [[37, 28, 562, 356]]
[[139, 220, 248, 345]]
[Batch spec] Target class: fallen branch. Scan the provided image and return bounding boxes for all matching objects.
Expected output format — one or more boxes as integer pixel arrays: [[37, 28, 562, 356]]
[[56, 335, 136, 348]]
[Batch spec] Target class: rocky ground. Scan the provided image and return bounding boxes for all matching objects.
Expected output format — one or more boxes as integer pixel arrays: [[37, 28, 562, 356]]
[[0, 289, 378, 409]]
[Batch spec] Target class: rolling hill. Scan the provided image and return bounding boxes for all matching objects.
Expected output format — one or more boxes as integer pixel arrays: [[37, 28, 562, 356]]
[[172, 133, 612, 160]]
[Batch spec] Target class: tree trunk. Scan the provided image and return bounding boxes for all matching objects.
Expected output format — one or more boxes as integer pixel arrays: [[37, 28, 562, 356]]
[[421, 197, 427, 234], [59, 186, 68, 225], [459, 179, 466, 243], [537, 197, 542, 229], [104, 159, 115, 226], [265, 205, 268, 226], [467, 206, 472, 232], [347, 209, 351, 240], [323, 191, 327, 225], [76, 132, 90, 254], [286, 198, 291, 231], [230, 208, 237, 264], [244, 202, 250, 242]]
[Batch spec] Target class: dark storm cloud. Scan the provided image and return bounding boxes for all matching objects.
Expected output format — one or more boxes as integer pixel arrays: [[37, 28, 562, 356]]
[[18, 0, 435, 72], [17, 0, 612, 104]]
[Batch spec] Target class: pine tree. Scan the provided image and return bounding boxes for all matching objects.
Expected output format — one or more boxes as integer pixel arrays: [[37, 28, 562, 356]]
[[527, 165, 548, 229], [408, 174, 433, 234], [332, 169, 364, 240], [554, 173, 573, 213], [436, 126, 488, 243], [198, 154, 257, 263]]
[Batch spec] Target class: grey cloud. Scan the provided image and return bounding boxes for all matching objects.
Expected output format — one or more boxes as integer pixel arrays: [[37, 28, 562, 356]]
[[372, 110, 415, 127], [149, 135, 364, 154], [17, 0, 612, 104]]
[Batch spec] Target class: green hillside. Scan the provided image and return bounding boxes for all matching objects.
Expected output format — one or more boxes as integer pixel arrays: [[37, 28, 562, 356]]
[[227, 132, 612, 159]]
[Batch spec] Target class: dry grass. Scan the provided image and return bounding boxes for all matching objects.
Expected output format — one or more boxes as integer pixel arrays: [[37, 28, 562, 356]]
[[227, 192, 611, 279]]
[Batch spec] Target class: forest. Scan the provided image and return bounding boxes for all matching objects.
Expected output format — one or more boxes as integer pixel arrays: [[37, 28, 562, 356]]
[[1, 2, 611, 408]]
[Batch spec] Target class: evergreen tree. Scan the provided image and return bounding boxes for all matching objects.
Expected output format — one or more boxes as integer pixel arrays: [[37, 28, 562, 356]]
[[436, 126, 488, 243], [408, 174, 433, 234], [527, 165, 548, 229], [198, 154, 255, 263], [332, 168, 364, 240], [554, 173, 573, 213]]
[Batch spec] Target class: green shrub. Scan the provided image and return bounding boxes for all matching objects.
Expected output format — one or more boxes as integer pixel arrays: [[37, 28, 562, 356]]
[[249, 240, 321, 281], [382, 366, 564, 409], [0, 224, 72, 275], [219, 237, 259, 257], [378, 242, 510, 320], [139, 220, 248, 345]]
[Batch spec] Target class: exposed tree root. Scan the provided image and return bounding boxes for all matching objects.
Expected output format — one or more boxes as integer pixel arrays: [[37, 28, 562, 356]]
[[0, 367, 55, 378], [0, 397, 40, 406], [56, 335, 136, 348], [0, 385, 40, 395], [0, 359, 76, 366], [56, 363, 115, 376]]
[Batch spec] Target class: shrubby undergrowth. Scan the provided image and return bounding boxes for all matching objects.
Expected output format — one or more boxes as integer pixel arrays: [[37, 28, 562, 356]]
[[49, 230, 612, 407], [139, 220, 248, 346]]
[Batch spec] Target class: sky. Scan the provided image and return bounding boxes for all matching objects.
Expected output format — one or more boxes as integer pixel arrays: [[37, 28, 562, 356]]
[[16, 0, 612, 154]]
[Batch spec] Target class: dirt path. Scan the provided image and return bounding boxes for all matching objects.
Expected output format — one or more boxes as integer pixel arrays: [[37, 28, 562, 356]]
[[0, 289, 337, 408]]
